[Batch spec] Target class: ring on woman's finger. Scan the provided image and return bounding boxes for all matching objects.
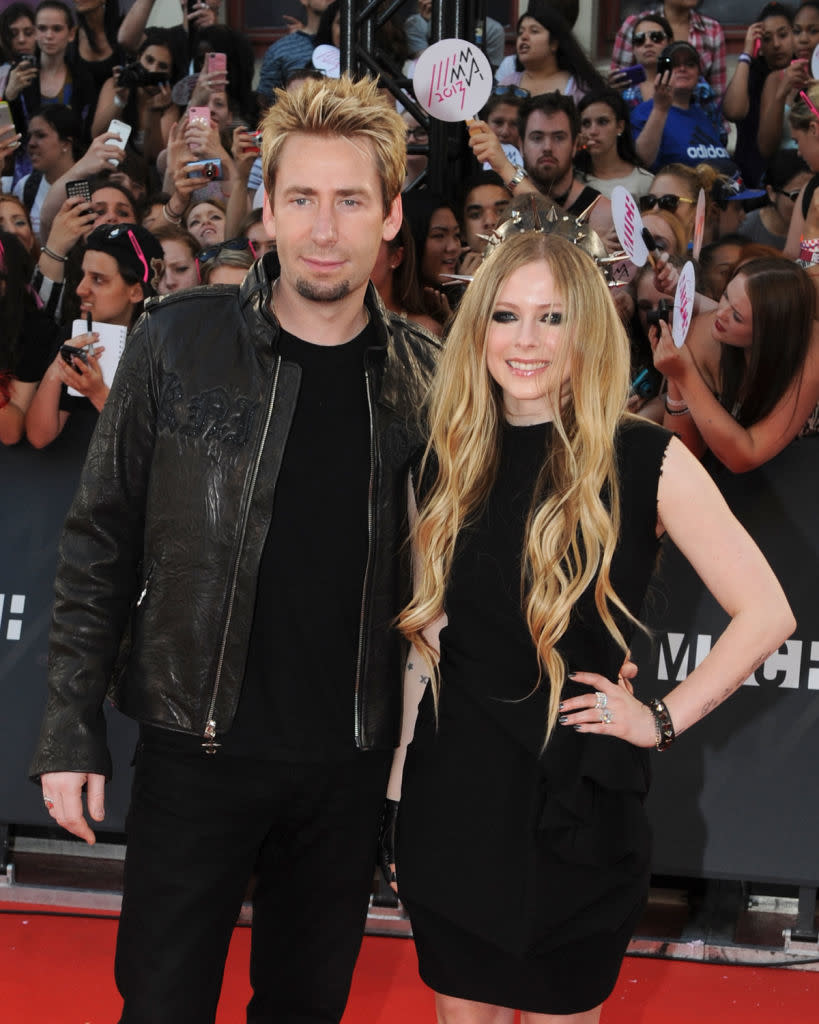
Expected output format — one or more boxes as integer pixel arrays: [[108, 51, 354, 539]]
[[594, 691, 608, 710], [43, 797, 55, 811], [601, 709, 614, 725]]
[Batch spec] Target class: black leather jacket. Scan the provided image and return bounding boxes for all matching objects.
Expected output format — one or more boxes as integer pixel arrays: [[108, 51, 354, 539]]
[[31, 257, 439, 779]]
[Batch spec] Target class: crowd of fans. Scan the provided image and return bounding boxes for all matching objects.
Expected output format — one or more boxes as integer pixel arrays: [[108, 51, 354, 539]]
[[1, 0, 819, 473]]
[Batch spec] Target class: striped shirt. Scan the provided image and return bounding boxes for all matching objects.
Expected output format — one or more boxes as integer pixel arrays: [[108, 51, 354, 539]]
[[611, 8, 727, 103], [257, 31, 315, 99]]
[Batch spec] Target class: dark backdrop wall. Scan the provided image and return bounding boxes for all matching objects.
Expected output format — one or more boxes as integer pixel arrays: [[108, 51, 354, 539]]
[[1, 427, 817, 884]]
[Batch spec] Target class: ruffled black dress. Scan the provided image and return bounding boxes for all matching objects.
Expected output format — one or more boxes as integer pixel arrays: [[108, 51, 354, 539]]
[[397, 417, 673, 1014]]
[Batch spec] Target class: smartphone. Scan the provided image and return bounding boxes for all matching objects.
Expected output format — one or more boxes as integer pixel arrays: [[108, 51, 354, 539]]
[[60, 344, 89, 370], [753, 38, 762, 59], [66, 178, 92, 203], [618, 64, 646, 87], [15, 53, 38, 68], [657, 55, 673, 77], [188, 105, 211, 126], [0, 101, 12, 130], [107, 118, 132, 166], [204, 52, 227, 76], [185, 158, 223, 180]]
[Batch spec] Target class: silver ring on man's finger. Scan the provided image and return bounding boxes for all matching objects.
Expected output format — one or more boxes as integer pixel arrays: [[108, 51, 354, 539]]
[[43, 797, 55, 811], [601, 709, 614, 725], [594, 691, 608, 710]]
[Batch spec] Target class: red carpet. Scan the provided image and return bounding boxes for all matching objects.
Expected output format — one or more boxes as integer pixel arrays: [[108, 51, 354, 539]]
[[2, 906, 819, 1022]]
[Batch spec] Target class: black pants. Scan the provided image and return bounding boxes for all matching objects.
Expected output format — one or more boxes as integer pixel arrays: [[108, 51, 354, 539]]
[[115, 736, 391, 1024]]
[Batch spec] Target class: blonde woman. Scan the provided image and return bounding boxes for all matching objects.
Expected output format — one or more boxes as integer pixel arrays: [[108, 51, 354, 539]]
[[385, 232, 794, 1023]]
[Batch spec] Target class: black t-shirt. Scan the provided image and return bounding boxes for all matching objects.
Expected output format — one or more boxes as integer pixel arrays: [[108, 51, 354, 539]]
[[802, 173, 819, 219], [9, 308, 61, 383], [218, 322, 375, 760]]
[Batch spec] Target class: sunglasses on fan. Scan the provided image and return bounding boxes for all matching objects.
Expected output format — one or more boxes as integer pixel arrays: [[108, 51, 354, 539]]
[[638, 194, 696, 214]]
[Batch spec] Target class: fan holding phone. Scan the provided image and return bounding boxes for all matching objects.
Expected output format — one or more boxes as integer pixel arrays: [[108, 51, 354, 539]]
[[25, 223, 163, 449], [630, 41, 736, 175], [609, 14, 673, 105]]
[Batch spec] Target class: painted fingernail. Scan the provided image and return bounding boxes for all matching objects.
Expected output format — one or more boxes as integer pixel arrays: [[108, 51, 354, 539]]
[[573, 725, 583, 732], [558, 715, 569, 725], [558, 702, 566, 711]]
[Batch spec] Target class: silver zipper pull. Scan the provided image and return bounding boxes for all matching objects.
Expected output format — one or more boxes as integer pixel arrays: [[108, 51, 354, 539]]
[[202, 719, 221, 754]]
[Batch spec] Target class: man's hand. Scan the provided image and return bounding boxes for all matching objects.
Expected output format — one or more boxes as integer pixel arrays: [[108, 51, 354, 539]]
[[467, 118, 510, 176], [41, 771, 106, 845]]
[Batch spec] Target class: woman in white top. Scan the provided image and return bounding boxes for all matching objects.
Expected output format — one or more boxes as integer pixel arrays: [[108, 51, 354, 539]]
[[13, 103, 75, 238], [575, 89, 654, 199], [496, 2, 604, 103]]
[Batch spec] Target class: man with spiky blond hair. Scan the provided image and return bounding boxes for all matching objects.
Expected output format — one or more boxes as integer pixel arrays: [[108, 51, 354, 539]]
[[32, 75, 437, 1023]]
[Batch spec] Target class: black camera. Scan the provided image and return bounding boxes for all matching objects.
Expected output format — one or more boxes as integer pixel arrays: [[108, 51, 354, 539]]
[[14, 53, 38, 68], [646, 298, 672, 328], [116, 62, 168, 90], [629, 365, 662, 400]]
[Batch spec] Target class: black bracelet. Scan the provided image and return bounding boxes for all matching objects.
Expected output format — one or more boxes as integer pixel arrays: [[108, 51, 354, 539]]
[[649, 698, 675, 750], [42, 245, 67, 263]]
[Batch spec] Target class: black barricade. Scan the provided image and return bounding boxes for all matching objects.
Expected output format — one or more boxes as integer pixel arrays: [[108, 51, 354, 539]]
[[1, 428, 818, 885], [632, 435, 819, 885], [1, 418, 136, 831]]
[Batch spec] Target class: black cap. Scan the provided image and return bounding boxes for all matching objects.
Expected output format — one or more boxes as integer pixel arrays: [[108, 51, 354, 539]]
[[662, 41, 701, 69], [85, 223, 164, 297]]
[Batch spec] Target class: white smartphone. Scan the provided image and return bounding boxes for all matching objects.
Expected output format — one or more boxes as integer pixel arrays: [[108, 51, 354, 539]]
[[0, 101, 13, 131], [107, 118, 132, 166]]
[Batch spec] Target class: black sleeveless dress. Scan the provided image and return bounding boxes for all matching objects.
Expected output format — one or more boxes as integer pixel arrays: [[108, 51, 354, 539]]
[[397, 416, 673, 1014]]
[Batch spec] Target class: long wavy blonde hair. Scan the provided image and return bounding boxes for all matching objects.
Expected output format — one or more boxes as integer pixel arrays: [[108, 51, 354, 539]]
[[398, 232, 635, 743]]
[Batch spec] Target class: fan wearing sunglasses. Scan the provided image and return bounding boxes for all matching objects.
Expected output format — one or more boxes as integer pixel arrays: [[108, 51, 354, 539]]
[[631, 42, 736, 175], [640, 162, 702, 241], [739, 149, 810, 251], [25, 222, 162, 448], [610, 0, 727, 106], [610, 15, 672, 106], [197, 236, 256, 285]]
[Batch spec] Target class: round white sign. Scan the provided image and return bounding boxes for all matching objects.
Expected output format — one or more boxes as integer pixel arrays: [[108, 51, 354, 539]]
[[611, 186, 648, 266], [412, 38, 493, 122], [312, 44, 340, 78], [672, 260, 697, 348]]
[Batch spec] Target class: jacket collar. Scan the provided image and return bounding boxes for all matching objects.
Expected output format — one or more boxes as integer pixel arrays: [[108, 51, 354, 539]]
[[238, 251, 390, 361]]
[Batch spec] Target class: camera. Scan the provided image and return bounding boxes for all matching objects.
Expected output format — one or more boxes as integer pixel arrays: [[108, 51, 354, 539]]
[[14, 53, 38, 68], [116, 62, 168, 90], [185, 158, 223, 180], [629, 365, 662, 400], [657, 55, 673, 77], [646, 298, 672, 328]]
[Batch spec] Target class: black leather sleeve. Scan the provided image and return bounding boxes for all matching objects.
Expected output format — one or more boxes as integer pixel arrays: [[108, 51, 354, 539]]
[[30, 311, 159, 780]]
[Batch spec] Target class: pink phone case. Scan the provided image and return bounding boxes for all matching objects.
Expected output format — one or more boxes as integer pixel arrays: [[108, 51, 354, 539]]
[[188, 106, 211, 125], [205, 52, 226, 75]]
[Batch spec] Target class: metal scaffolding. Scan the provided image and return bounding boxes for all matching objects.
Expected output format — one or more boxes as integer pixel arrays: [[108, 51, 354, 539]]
[[337, 0, 490, 194]]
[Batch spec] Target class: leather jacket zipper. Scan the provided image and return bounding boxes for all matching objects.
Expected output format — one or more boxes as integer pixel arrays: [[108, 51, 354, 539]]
[[202, 355, 282, 753], [353, 367, 377, 747], [136, 564, 154, 607]]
